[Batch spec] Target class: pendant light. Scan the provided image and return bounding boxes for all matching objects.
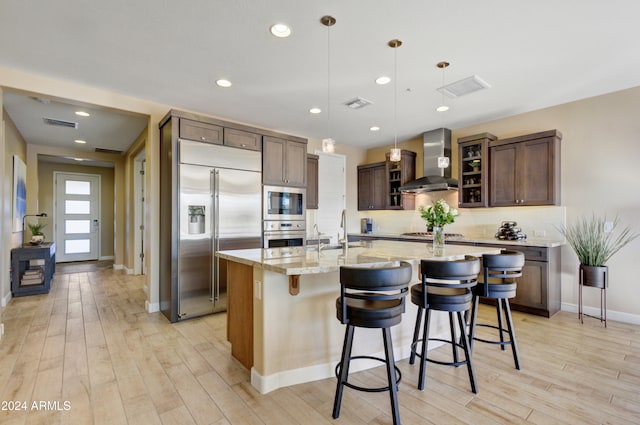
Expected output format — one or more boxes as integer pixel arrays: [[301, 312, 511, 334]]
[[389, 39, 402, 162], [321, 15, 336, 153], [436, 61, 450, 112]]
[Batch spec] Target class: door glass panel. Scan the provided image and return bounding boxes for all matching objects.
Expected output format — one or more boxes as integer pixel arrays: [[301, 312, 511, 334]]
[[65, 239, 91, 254], [65, 200, 91, 214], [65, 180, 91, 195], [65, 220, 90, 234]]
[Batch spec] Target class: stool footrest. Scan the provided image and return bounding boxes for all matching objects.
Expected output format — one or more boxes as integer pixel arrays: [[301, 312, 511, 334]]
[[411, 338, 470, 368], [473, 323, 514, 346], [335, 355, 401, 393]]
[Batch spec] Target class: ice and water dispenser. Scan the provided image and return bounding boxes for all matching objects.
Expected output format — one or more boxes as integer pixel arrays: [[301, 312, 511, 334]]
[[188, 206, 205, 234]]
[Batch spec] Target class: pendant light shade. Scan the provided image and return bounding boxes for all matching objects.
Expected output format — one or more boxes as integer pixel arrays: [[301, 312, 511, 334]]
[[389, 39, 402, 162], [436, 61, 450, 112], [321, 15, 336, 153]]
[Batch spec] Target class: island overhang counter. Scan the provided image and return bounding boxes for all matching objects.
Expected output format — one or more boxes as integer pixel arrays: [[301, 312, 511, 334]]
[[217, 240, 501, 394]]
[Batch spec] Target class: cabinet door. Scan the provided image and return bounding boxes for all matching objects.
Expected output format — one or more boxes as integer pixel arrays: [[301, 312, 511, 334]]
[[262, 136, 286, 185], [284, 140, 307, 187], [371, 165, 386, 209], [179, 119, 223, 144], [520, 138, 557, 205], [357, 163, 386, 210], [489, 143, 518, 206], [224, 128, 262, 151], [306, 154, 319, 209], [511, 259, 548, 312]]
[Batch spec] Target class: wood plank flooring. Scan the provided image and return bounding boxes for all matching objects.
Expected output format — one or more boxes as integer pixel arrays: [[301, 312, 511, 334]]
[[0, 265, 639, 424]]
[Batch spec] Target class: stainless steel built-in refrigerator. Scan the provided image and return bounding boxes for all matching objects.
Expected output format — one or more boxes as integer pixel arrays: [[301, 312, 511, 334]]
[[161, 139, 261, 322]]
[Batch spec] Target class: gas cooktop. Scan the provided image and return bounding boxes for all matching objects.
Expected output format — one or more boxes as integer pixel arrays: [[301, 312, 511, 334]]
[[401, 232, 465, 241]]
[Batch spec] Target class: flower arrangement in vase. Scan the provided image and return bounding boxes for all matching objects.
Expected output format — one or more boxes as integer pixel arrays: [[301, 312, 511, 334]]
[[419, 199, 458, 254]]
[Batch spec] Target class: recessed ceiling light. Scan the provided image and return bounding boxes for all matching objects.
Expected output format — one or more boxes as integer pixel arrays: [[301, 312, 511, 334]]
[[75, 111, 90, 117], [436, 105, 449, 112], [73, 158, 85, 161], [309, 107, 322, 114], [270, 23, 291, 38], [74, 139, 87, 144], [370, 126, 380, 131], [375, 76, 391, 85], [216, 79, 232, 88]]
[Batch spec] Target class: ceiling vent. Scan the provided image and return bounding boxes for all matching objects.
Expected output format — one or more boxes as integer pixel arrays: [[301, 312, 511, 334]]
[[437, 75, 491, 98], [95, 147, 123, 155], [43, 117, 79, 129], [343, 97, 373, 110]]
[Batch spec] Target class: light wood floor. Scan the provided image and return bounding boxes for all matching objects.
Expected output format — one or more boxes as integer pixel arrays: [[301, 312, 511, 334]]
[[1, 265, 639, 425]]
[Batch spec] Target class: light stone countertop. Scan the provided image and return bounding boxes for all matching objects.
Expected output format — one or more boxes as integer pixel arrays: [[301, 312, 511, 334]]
[[217, 239, 501, 276], [349, 232, 565, 248]]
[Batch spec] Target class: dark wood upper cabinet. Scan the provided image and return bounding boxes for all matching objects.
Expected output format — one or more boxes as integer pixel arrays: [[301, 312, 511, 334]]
[[457, 133, 497, 208], [357, 162, 386, 210], [306, 154, 319, 209], [489, 130, 562, 207], [385, 150, 416, 210], [262, 136, 307, 187]]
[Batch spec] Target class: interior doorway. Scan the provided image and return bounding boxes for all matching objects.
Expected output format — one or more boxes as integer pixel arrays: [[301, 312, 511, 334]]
[[54, 172, 101, 262]]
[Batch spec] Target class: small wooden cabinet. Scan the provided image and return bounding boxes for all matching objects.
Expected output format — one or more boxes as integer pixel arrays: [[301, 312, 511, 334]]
[[306, 154, 319, 209], [262, 136, 307, 187], [357, 162, 386, 210], [385, 149, 416, 210], [490, 130, 562, 207], [179, 119, 223, 144], [223, 128, 262, 151], [457, 133, 496, 208]]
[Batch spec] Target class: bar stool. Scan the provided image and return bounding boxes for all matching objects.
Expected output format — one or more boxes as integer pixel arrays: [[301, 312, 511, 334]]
[[333, 261, 412, 425], [409, 256, 480, 393], [468, 249, 525, 369]]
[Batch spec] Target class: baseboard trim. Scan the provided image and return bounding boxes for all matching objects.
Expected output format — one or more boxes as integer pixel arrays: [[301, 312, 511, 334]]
[[99, 255, 114, 261], [1, 291, 11, 307], [112, 264, 124, 270], [145, 300, 160, 313], [124, 267, 134, 275], [561, 302, 640, 325]]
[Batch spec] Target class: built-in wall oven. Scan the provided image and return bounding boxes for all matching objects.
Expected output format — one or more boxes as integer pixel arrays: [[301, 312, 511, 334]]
[[263, 220, 306, 248]]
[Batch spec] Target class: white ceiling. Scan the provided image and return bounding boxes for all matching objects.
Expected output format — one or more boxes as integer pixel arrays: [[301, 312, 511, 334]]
[[2, 0, 640, 152]]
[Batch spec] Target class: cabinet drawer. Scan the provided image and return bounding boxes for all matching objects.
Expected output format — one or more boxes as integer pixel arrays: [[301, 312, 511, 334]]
[[224, 128, 262, 151], [179, 119, 223, 144]]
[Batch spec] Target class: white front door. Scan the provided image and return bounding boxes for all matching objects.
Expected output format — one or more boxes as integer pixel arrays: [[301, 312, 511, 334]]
[[54, 172, 101, 262]]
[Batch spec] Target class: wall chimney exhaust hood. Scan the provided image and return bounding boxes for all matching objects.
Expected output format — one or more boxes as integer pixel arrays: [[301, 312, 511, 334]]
[[399, 128, 458, 193]]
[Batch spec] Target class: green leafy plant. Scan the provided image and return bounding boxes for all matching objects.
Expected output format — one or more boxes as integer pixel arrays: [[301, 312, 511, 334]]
[[558, 214, 639, 266], [27, 222, 46, 236], [419, 199, 458, 229]]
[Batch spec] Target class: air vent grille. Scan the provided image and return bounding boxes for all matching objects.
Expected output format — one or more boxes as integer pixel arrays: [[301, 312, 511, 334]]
[[343, 97, 373, 109], [95, 148, 123, 155], [43, 117, 79, 129], [437, 75, 491, 98]]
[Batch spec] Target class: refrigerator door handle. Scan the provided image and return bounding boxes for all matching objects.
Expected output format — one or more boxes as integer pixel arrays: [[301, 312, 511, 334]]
[[212, 169, 220, 302]]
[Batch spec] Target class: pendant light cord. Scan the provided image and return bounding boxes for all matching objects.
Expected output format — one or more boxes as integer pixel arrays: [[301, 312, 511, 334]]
[[393, 43, 397, 150], [327, 21, 331, 140]]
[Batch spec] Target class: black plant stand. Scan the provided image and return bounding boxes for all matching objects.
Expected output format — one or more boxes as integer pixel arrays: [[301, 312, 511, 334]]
[[578, 264, 607, 327]]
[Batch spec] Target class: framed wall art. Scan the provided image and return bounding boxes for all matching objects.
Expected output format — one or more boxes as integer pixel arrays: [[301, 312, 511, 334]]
[[13, 155, 26, 233]]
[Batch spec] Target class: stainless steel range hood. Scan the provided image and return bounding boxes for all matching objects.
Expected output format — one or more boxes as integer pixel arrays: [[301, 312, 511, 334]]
[[399, 128, 458, 193]]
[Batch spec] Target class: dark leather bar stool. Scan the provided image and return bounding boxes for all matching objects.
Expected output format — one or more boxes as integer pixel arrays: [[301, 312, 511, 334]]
[[468, 249, 525, 369], [333, 261, 412, 425], [409, 256, 480, 393]]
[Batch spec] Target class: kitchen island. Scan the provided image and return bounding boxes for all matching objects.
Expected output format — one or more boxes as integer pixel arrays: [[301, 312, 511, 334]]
[[217, 240, 500, 394]]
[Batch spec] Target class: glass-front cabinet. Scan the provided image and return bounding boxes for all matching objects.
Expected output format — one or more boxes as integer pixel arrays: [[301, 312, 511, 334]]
[[457, 133, 497, 208]]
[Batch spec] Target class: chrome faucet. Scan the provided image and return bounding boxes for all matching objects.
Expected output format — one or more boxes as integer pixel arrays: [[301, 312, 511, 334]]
[[314, 224, 325, 259], [339, 209, 348, 255]]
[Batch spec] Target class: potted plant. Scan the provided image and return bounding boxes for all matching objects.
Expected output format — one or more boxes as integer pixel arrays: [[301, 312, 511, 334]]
[[419, 199, 458, 254], [27, 222, 46, 245], [559, 214, 639, 288]]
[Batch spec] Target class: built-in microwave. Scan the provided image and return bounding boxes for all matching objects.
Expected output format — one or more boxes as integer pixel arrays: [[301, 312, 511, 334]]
[[263, 185, 306, 221]]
